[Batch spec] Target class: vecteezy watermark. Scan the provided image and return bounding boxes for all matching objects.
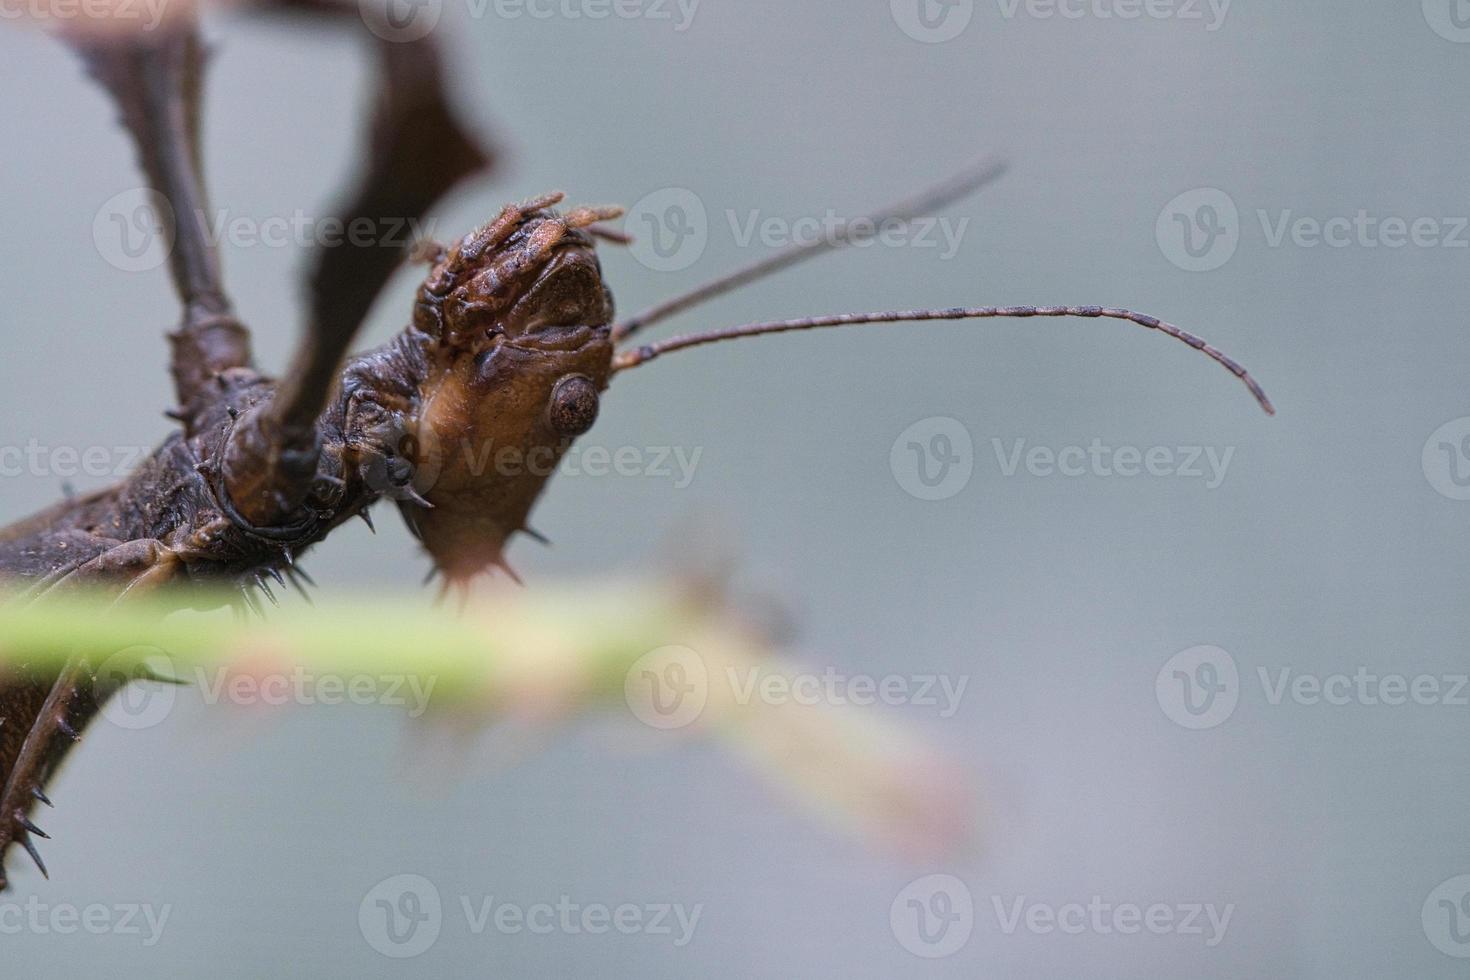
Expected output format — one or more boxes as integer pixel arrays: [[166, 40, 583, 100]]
[[93, 188, 176, 274], [475, 0, 699, 29], [890, 0, 1229, 44], [1423, 417, 1470, 501], [92, 650, 440, 732], [1155, 188, 1239, 272], [725, 666, 969, 718], [0, 0, 171, 31], [623, 189, 971, 273], [1255, 667, 1470, 709], [991, 438, 1235, 489], [622, 646, 709, 730], [891, 874, 975, 958], [891, 0, 974, 43], [993, 0, 1229, 30], [625, 188, 707, 272], [623, 647, 969, 730], [360, 875, 443, 959], [453, 441, 703, 489], [890, 875, 1233, 954], [1157, 187, 1470, 272], [891, 420, 1236, 500], [891, 417, 975, 501], [0, 440, 151, 481], [991, 895, 1234, 946], [93, 189, 440, 274], [1423, 0, 1470, 43], [1157, 646, 1470, 730], [192, 668, 438, 718], [1156, 645, 1240, 729], [358, 874, 703, 958], [726, 209, 969, 260], [342, 418, 703, 501], [1424, 875, 1470, 958], [0, 897, 171, 946], [358, 0, 699, 43], [94, 648, 183, 732]]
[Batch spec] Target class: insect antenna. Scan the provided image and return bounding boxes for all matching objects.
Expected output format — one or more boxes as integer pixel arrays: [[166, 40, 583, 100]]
[[610, 306, 1275, 415], [610, 154, 1008, 343]]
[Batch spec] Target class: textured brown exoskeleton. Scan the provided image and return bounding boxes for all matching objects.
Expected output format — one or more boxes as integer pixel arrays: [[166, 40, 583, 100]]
[[0, 14, 1274, 889]]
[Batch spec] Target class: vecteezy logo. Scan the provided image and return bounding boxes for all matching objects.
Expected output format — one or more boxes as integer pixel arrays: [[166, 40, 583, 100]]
[[359, 874, 443, 958], [890, 874, 974, 958], [358, 412, 444, 501], [93, 188, 175, 274], [626, 188, 708, 272], [94, 647, 180, 732], [1422, 418, 1470, 501], [1155, 645, 1239, 730], [624, 646, 709, 730], [1156, 188, 1240, 272], [1423, 875, 1470, 957], [359, 0, 443, 42], [1423, 0, 1470, 43], [890, 0, 974, 43], [890, 417, 974, 501]]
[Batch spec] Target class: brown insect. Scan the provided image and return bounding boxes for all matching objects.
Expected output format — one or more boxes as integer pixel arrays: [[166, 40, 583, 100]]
[[0, 12, 1272, 888]]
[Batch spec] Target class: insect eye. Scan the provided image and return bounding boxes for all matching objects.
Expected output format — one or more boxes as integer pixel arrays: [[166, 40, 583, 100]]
[[547, 374, 600, 436]]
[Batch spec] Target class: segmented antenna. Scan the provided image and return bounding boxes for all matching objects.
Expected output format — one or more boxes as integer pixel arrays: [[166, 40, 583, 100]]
[[610, 155, 1009, 343], [611, 306, 1275, 415]]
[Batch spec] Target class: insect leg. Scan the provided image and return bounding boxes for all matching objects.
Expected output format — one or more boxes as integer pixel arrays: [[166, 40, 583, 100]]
[[69, 18, 254, 428], [0, 539, 183, 890], [222, 33, 493, 529]]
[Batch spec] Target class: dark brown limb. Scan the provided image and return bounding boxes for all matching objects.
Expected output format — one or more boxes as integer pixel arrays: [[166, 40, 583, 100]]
[[69, 18, 254, 424], [223, 35, 493, 528], [0, 539, 182, 891], [285, 36, 494, 434]]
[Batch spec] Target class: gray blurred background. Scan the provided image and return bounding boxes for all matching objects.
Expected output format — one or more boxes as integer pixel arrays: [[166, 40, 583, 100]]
[[2, 1, 1469, 975]]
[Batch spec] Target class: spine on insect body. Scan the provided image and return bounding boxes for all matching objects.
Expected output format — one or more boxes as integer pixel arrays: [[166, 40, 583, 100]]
[[0, 328, 439, 888]]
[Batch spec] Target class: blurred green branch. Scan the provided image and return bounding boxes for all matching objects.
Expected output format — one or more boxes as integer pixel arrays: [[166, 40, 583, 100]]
[[0, 579, 975, 857]]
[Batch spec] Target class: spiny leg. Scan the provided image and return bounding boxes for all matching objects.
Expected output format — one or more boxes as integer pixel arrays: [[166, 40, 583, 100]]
[[68, 16, 254, 430], [0, 539, 182, 890], [222, 33, 494, 529]]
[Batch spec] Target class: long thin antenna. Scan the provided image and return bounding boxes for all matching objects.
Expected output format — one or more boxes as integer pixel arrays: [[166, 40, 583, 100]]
[[611, 306, 1275, 415], [610, 155, 1009, 344]]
